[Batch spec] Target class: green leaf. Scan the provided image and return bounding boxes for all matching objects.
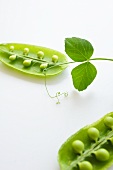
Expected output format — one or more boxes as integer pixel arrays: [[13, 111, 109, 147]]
[[65, 37, 94, 62], [71, 62, 97, 91]]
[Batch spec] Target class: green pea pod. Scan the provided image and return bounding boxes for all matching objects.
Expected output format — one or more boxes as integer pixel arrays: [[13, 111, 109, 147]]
[[0, 43, 68, 76], [58, 112, 113, 170]]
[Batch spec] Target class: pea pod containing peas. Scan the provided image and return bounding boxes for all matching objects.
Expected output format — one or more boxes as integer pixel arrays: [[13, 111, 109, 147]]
[[0, 43, 68, 76], [58, 112, 113, 170], [0, 43, 70, 104]]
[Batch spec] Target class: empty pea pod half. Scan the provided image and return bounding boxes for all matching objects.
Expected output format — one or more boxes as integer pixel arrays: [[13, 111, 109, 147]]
[[58, 112, 113, 170], [0, 43, 68, 76]]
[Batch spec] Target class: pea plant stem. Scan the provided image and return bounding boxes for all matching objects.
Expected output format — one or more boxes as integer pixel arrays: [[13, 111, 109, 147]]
[[90, 57, 113, 62], [46, 61, 76, 72], [46, 57, 113, 72]]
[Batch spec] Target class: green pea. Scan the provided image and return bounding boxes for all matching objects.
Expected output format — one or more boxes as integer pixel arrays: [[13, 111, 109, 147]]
[[40, 63, 48, 70], [58, 112, 113, 170], [94, 148, 110, 161], [23, 59, 32, 67], [104, 116, 113, 129], [108, 137, 113, 145], [78, 161, 93, 170], [52, 54, 58, 63], [9, 54, 16, 61], [87, 127, 99, 141], [23, 47, 29, 55], [0, 43, 67, 76], [72, 140, 84, 154], [37, 51, 44, 59], [9, 45, 14, 52]]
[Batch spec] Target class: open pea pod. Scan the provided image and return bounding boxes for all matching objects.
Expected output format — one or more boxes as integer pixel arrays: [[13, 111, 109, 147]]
[[0, 43, 68, 76], [58, 112, 113, 170]]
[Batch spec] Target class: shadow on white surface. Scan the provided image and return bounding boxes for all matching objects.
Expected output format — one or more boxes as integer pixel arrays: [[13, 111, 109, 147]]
[[0, 61, 68, 85]]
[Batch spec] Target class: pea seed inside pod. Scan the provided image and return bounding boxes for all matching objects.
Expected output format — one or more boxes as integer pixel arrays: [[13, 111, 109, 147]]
[[72, 140, 84, 154], [23, 48, 29, 55], [52, 55, 59, 63], [94, 148, 110, 161], [87, 127, 99, 141], [108, 137, 113, 145], [78, 161, 93, 170], [9, 54, 16, 61], [37, 51, 44, 59], [9, 45, 14, 52], [23, 59, 32, 67], [40, 63, 48, 70], [104, 116, 113, 129]]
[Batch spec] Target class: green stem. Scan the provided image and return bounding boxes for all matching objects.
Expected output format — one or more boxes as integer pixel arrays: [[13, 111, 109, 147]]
[[45, 61, 76, 72], [45, 57, 113, 72], [90, 57, 113, 62]]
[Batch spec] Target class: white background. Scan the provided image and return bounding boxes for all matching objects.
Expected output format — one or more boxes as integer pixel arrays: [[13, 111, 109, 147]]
[[0, 0, 113, 170]]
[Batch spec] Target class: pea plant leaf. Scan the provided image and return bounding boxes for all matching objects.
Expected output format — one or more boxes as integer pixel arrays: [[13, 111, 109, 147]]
[[65, 37, 94, 62], [71, 62, 97, 91]]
